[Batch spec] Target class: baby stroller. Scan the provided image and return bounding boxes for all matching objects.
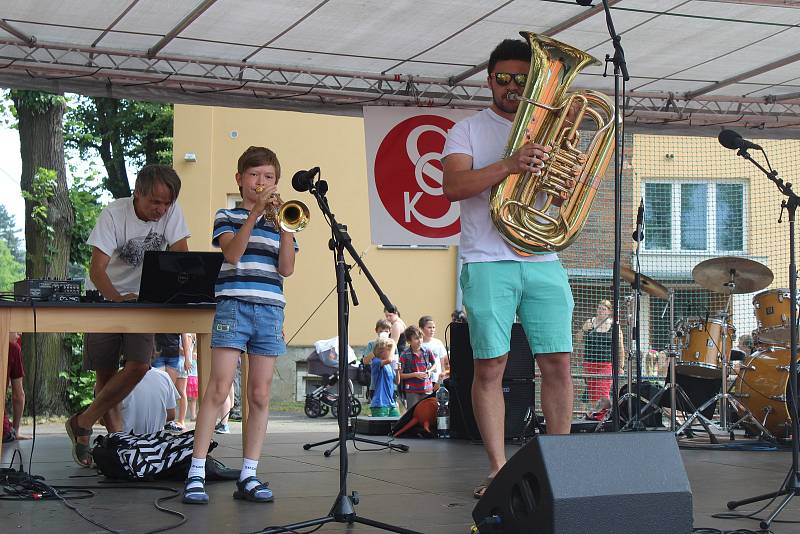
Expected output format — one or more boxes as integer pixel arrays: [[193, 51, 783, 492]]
[[303, 346, 362, 419]]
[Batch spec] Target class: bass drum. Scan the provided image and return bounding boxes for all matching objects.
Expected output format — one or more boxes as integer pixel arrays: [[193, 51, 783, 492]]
[[732, 346, 797, 439]]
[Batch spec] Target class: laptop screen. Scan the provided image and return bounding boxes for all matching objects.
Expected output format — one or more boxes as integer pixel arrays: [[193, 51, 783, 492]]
[[138, 251, 224, 304]]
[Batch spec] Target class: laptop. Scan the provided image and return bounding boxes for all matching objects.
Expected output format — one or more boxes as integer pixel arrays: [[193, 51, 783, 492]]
[[138, 251, 224, 304]]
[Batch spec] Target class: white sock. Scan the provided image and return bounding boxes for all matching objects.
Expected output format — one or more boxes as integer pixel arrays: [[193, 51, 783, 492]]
[[187, 457, 206, 482], [240, 457, 259, 491]]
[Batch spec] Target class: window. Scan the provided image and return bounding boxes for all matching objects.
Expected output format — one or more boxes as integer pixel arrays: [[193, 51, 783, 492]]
[[643, 181, 746, 253]]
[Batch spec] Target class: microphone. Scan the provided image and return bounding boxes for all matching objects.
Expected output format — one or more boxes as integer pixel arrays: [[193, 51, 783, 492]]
[[632, 198, 644, 242], [718, 129, 762, 151], [292, 167, 320, 192]]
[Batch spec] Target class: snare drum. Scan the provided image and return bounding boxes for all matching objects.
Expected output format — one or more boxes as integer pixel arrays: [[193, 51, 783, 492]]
[[732, 345, 796, 438], [676, 317, 735, 379], [753, 289, 794, 344]]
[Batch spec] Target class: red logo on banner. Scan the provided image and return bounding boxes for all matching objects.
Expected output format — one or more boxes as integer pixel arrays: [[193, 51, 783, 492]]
[[374, 115, 460, 238]]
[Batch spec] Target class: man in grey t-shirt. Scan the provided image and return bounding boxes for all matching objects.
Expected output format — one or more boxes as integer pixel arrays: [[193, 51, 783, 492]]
[[65, 165, 190, 467]]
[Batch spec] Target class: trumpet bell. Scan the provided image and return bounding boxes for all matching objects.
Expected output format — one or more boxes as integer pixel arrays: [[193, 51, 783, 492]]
[[278, 200, 310, 233]]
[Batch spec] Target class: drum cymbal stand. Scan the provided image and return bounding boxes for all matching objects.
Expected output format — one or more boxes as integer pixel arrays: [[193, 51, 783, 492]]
[[725, 146, 800, 531], [676, 267, 773, 440]]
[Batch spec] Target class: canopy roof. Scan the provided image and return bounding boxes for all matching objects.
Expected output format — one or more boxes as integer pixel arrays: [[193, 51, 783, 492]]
[[3, 0, 800, 132]]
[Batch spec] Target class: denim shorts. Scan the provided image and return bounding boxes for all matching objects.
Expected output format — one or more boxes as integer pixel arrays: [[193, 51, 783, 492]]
[[211, 298, 286, 356], [460, 260, 574, 358], [176, 356, 189, 379], [152, 354, 180, 370]]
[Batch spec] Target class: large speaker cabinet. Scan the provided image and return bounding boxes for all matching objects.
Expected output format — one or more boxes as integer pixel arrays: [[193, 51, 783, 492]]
[[448, 322, 536, 440]]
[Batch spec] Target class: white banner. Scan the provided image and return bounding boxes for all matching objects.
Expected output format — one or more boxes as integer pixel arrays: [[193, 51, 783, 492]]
[[363, 106, 476, 246]]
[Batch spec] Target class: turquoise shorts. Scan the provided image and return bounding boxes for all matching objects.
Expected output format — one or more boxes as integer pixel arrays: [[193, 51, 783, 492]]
[[460, 260, 574, 358]]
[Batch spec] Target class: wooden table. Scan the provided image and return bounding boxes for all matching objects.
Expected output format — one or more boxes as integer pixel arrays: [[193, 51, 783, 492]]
[[0, 301, 223, 456]]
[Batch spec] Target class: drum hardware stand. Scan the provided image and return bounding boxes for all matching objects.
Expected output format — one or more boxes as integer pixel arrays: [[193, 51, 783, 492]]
[[675, 276, 773, 441], [257, 173, 420, 534], [724, 145, 800, 530], [633, 289, 715, 439]]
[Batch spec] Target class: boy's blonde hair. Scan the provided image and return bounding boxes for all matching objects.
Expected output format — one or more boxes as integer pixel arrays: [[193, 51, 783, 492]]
[[373, 337, 395, 358]]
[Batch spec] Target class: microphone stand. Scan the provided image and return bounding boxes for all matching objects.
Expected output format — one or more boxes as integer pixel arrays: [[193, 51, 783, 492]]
[[257, 177, 419, 534], [623, 206, 645, 430], [596, 0, 629, 432], [724, 148, 800, 530]]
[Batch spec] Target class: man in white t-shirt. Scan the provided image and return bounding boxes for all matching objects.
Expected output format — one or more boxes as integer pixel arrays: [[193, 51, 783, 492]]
[[442, 38, 575, 499], [66, 165, 191, 467], [120, 367, 181, 434]]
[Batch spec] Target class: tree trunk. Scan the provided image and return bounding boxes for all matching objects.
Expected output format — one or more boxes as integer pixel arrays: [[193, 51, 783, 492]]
[[14, 91, 74, 416], [95, 97, 130, 199]]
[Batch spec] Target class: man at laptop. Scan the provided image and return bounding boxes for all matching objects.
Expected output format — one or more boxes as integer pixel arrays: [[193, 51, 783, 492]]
[[65, 164, 190, 467]]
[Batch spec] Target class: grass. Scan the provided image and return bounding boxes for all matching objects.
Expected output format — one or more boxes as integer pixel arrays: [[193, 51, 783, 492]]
[[270, 400, 305, 413]]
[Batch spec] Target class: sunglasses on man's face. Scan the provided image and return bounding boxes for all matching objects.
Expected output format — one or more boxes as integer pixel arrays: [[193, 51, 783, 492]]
[[493, 72, 528, 87]]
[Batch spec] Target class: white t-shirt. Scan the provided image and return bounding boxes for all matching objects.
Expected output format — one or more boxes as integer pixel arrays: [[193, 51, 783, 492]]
[[442, 107, 557, 264], [86, 197, 191, 295], [421, 338, 447, 383], [120, 368, 180, 434]]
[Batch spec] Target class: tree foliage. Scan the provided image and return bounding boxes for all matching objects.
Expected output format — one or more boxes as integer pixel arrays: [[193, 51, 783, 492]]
[[0, 204, 24, 263], [64, 96, 173, 198], [0, 239, 24, 292]]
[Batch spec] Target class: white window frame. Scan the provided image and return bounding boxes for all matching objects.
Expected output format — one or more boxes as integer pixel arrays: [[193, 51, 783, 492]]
[[642, 179, 748, 254]]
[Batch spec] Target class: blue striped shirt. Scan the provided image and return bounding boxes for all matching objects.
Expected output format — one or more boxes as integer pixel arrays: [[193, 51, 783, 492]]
[[212, 208, 297, 307]]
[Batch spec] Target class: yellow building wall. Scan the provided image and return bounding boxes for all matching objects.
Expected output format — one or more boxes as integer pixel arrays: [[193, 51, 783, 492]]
[[173, 105, 458, 346], [631, 133, 793, 287]]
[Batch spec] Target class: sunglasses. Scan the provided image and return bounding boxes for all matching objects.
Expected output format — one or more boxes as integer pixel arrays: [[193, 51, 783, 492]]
[[493, 72, 528, 87]]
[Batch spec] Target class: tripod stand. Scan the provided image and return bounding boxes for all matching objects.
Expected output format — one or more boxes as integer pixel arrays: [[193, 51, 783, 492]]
[[257, 173, 420, 534], [724, 144, 800, 530]]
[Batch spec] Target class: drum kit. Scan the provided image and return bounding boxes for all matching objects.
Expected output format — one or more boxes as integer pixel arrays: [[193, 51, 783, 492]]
[[620, 255, 797, 441]]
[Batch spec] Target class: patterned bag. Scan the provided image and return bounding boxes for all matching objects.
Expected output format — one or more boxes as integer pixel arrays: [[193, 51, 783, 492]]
[[92, 431, 216, 481]]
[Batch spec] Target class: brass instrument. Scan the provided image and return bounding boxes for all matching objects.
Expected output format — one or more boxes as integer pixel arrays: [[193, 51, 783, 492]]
[[256, 187, 310, 233], [490, 32, 617, 253]]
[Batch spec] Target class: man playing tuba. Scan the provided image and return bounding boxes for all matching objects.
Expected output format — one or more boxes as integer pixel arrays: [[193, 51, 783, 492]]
[[442, 38, 575, 500]]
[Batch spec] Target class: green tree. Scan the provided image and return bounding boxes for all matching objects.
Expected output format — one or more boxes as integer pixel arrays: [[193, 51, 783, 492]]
[[0, 204, 24, 263], [0, 239, 24, 291], [10, 89, 74, 415], [64, 96, 173, 198]]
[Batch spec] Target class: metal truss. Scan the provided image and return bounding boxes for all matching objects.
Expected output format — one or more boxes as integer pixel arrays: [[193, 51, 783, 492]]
[[4, 38, 800, 129]]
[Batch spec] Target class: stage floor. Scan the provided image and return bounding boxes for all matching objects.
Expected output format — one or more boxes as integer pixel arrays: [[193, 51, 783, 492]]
[[2, 413, 799, 533]]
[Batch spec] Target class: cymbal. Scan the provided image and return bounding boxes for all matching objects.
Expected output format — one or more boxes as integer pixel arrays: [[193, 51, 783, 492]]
[[620, 266, 669, 300], [692, 256, 773, 294]]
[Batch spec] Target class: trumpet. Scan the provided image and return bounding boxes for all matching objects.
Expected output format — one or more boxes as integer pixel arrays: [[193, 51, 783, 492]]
[[256, 187, 310, 233]]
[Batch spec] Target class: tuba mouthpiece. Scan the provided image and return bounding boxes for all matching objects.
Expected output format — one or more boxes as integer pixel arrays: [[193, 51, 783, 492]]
[[506, 92, 519, 101]]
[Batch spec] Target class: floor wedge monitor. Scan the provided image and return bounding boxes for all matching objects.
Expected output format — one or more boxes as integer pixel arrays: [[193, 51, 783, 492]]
[[473, 432, 692, 533]]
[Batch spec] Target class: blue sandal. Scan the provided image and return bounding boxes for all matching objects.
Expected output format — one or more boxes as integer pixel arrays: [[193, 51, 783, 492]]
[[233, 476, 273, 502], [182, 476, 209, 504]]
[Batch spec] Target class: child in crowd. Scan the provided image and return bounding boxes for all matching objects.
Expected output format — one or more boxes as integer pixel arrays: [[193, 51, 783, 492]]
[[399, 325, 436, 410], [369, 338, 400, 417], [362, 319, 393, 401], [419, 315, 447, 383], [362, 319, 392, 365], [183, 146, 297, 505], [185, 335, 199, 421]]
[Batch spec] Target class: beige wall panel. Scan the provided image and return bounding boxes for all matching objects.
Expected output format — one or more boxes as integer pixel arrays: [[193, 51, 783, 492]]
[[632, 134, 793, 287], [174, 105, 459, 346]]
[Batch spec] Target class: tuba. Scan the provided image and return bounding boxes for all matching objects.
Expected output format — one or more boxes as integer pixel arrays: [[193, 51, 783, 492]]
[[256, 188, 310, 233], [489, 32, 616, 253]]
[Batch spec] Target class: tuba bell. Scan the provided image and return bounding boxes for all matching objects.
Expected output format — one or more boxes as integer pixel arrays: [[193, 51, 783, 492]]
[[489, 32, 617, 253]]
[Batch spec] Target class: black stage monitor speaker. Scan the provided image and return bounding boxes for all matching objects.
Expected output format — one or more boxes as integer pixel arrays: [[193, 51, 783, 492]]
[[473, 432, 693, 534], [448, 322, 536, 440]]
